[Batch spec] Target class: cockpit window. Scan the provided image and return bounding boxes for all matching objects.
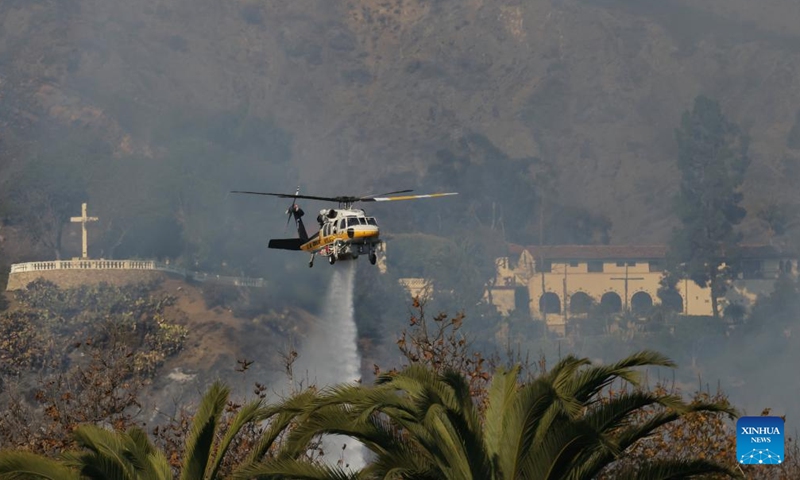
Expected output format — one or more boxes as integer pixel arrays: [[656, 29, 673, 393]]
[[338, 219, 345, 229], [347, 218, 360, 227], [367, 218, 377, 226], [358, 218, 367, 225]]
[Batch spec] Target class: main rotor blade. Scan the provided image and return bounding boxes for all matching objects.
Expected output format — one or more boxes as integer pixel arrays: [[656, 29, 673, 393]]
[[360, 189, 414, 199], [362, 192, 459, 202], [231, 190, 457, 205], [230, 191, 343, 203]]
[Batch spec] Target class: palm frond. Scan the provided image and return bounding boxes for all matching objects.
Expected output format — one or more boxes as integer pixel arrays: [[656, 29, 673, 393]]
[[242, 389, 320, 466], [569, 351, 676, 404], [124, 426, 171, 479], [281, 404, 401, 459], [145, 449, 173, 480], [232, 457, 364, 480], [418, 403, 475, 479], [613, 401, 736, 453], [584, 392, 687, 435], [576, 400, 736, 480], [61, 451, 127, 480], [72, 425, 136, 479], [0, 451, 81, 480], [439, 368, 480, 424], [498, 378, 559, 477], [180, 381, 230, 480], [520, 418, 605, 480], [483, 366, 520, 462], [207, 398, 264, 480], [365, 442, 438, 479], [545, 355, 593, 389]]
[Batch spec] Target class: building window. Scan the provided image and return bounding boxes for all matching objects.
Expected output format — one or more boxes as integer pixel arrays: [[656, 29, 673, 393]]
[[741, 260, 764, 279], [616, 261, 625, 267], [569, 261, 579, 267], [588, 261, 603, 272], [649, 261, 662, 272], [617, 261, 636, 267], [538, 260, 552, 273]]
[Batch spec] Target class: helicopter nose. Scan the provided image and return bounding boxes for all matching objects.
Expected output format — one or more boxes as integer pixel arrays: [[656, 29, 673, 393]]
[[348, 225, 379, 240]]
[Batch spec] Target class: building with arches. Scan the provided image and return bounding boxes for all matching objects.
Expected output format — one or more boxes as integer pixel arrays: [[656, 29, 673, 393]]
[[487, 244, 796, 334]]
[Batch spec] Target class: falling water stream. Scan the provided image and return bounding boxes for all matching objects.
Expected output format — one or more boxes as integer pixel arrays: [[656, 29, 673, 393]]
[[294, 261, 364, 470]]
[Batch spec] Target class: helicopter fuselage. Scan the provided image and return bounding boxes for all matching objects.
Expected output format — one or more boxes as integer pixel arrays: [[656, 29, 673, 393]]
[[299, 208, 380, 264]]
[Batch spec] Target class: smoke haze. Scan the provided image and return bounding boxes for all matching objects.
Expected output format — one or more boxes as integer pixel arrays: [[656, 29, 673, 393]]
[[3, 0, 800, 458]]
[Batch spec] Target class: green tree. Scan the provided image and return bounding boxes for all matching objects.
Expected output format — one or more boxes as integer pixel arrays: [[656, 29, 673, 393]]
[[670, 95, 750, 318], [385, 233, 482, 308], [238, 352, 738, 480]]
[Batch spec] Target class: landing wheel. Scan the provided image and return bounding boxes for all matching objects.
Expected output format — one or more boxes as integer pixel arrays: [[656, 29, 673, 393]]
[[369, 253, 377, 265], [328, 255, 336, 265]]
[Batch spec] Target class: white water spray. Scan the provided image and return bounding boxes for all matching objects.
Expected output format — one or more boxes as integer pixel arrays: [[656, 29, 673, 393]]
[[294, 261, 364, 470]]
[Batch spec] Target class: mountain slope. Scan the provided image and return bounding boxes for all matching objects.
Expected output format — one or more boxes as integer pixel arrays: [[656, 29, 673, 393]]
[[2, 0, 800, 247]]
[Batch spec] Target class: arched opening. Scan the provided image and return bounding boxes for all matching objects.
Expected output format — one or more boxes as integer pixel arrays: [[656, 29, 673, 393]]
[[570, 292, 593, 315], [539, 292, 561, 314], [724, 303, 746, 323], [631, 291, 653, 315], [659, 290, 684, 313], [780, 260, 793, 274], [600, 292, 622, 314], [514, 287, 530, 315]]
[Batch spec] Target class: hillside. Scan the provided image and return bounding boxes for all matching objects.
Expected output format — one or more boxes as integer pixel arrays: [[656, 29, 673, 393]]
[[143, 277, 317, 411], [0, 275, 323, 436], [3, 0, 800, 253]]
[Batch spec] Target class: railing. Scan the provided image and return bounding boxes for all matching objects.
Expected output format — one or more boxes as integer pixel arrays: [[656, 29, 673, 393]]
[[8, 260, 266, 288]]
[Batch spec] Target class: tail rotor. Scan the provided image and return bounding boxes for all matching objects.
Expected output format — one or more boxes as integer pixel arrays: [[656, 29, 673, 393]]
[[285, 186, 300, 231]]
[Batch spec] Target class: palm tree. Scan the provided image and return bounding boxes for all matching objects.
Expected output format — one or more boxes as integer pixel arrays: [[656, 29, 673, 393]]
[[0, 382, 265, 480], [237, 351, 740, 480], [0, 354, 741, 479]]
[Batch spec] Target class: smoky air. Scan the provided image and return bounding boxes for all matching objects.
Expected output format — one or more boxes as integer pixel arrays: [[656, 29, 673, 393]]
[[1, 0, 800, 476]]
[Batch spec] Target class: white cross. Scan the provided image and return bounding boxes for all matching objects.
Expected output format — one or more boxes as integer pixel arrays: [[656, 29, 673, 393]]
[[70, 203, 99, 259]]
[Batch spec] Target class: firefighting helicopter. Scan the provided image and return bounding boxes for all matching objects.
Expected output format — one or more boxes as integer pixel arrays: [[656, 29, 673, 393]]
[[230, 188, 458, 267]]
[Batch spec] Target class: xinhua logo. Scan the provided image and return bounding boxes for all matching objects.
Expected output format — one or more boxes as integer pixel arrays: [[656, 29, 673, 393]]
[[737, 416, 784, 465]]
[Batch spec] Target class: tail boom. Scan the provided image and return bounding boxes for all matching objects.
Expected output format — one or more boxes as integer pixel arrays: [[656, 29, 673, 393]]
[[268, 238, 305, 250]]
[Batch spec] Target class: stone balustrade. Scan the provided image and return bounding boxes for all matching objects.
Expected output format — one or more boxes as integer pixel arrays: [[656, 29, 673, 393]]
[[7, 259, 265, 289]]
